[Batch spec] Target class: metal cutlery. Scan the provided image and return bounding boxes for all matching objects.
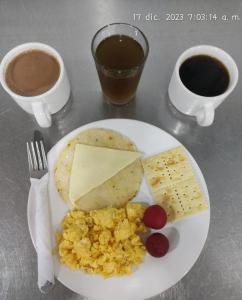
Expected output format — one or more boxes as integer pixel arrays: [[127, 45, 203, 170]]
[[26, 131, 54, 294], [27, 131, 48, 179]]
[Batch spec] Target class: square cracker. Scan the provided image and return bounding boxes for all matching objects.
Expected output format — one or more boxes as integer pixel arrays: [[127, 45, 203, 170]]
[[142, 147, 194, 192], [142, 146, 208, 222], [154, 177, 208, 222]]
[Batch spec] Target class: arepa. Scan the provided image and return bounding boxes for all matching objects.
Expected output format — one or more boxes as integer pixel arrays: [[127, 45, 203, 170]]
[[54, 128, 143, 211]]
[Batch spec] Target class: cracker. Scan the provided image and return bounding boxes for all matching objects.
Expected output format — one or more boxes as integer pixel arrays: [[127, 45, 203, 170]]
[[154, 177, 208, 222], [142, 147, 193, 191], [142, 146, 208, 222]]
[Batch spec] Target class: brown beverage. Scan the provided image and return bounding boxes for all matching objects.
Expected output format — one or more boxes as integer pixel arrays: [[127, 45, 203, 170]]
[[5, 50, 60, 96], [179, 55, 229, 97], [95, 35, 145, 105]]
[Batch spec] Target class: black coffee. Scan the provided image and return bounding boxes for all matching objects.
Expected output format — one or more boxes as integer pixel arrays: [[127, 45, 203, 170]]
[[179, 55, 229, 97]]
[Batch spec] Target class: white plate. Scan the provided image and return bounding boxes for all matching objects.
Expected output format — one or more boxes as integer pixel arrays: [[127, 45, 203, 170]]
[[29, 119, 210, 300]]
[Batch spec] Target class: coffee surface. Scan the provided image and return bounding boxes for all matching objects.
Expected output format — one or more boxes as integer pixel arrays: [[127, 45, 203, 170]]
[[5, 50, 60, 96], [179, 55, 229, 97]]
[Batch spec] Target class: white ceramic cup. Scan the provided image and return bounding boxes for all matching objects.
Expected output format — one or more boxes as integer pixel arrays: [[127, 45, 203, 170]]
[[0, 43, 70, 128], [168, 45, 238, 126]]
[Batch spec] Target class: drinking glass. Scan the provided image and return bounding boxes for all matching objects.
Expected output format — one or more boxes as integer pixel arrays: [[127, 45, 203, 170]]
[[91, 23, 149, 105]]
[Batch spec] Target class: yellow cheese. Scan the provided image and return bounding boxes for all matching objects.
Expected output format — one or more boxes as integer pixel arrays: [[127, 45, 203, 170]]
[[69, 144, 141, 203]]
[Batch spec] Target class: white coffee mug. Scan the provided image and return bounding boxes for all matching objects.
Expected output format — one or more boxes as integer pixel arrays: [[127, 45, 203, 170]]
[[0, 43, 70, 128], [168, 45, 238, 126]]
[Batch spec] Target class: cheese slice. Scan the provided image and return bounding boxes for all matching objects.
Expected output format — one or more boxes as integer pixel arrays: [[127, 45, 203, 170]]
[[69, 144, 141, 203]]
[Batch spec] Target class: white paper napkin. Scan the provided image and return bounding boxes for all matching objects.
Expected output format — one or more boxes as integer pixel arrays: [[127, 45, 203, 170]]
[[28, 173, 55, 293]]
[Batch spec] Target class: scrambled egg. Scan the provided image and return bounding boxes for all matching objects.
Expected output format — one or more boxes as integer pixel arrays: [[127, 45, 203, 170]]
[[56, 203, 147, 278]]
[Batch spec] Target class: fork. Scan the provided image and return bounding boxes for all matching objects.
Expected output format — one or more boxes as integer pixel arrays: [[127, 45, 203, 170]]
[[27, 132, 48, 179], [27, 131, 54, 294]]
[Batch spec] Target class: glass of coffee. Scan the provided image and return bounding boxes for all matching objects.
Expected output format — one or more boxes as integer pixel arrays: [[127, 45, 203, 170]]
[[91, 23, 149, 105]]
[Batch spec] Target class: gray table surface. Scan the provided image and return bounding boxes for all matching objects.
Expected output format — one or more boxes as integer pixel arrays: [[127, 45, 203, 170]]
[[1, 0, 242, 299]]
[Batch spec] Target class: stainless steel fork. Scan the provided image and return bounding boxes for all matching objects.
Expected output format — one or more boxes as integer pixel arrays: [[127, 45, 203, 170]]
[[27, 131, 48, 179], [26, 131, 54, 294]]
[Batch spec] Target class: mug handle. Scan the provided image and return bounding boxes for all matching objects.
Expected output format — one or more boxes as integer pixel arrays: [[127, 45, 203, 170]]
[[31, 102, 52, 128], [195, 103, 215, 127]]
